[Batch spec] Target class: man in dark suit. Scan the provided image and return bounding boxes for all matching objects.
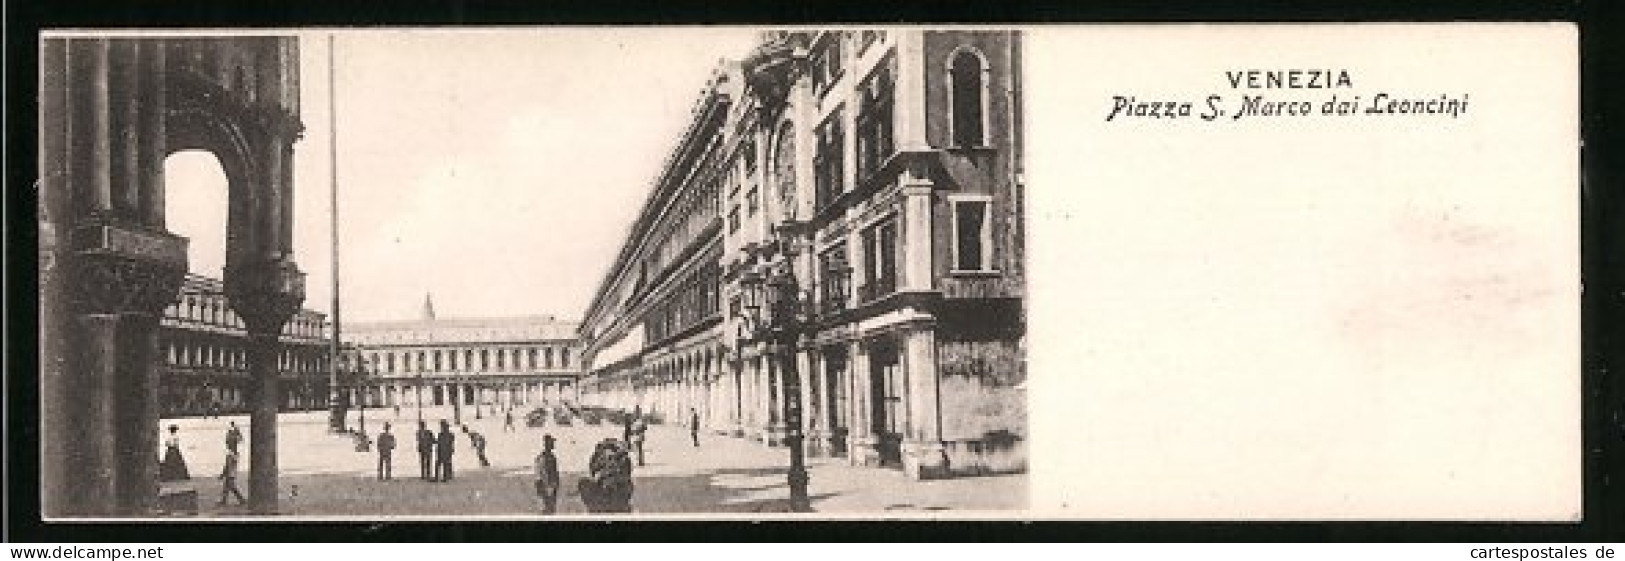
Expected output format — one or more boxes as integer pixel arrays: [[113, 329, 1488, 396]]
[[435, 419, 456, 482], [416, 420, 435, 481], [534, 434, 560, 514], [376, 422, 397, 480]]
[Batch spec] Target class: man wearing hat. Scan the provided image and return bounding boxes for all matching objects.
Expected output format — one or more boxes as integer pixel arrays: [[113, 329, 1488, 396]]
[[534, 434, 560, 513]]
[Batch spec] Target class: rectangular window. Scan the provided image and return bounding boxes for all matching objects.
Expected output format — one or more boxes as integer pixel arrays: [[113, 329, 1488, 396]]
[[952, 198, 993, 272], [746, 187, 759, 217], [814, 113, 845, 212], [811, 34, 844, 95], [818, 245, 850, 314], [728, 205, 740, 233], [860, 218, 898, 301], [856, 58, 895, 184]]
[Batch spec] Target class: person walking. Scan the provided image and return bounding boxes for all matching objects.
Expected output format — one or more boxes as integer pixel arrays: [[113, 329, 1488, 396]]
[[434, 420, 456, 482], [159, 425, 190, 481], [462, 425, 491, 468], [630, 413, 648, 467], [217, 448, 246, 507], [225, 421, 242, 454], [504, 409, 515, 432], [376, 422, 397, 480], [416, 420, 435, 481], [688, 408, 701, 448], [533, 434, 560, 514]]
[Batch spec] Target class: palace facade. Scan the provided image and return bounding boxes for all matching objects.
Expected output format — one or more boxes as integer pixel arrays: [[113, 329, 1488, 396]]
[[343, 297, 582, 420], [577, 29, 1025, 479], [159, 274, 332, 417]]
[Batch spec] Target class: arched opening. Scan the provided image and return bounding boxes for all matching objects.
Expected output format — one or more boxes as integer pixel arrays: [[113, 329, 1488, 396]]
[[160, 150, 234, 420], [164, 150, 230, 279], [948, 47, 989, 148]]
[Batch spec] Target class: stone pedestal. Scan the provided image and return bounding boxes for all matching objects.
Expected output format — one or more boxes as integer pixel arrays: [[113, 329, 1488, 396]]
[[902, 439, 951, 480], [806, 429, 833, 457], [762, 422, 788, 447], [849, 435, 884, 468]]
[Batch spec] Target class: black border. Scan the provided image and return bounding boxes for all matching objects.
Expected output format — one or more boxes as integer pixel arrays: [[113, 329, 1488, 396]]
[[7, 0, 1622, 543]]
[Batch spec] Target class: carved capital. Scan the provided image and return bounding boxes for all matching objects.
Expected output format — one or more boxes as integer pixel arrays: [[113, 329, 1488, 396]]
[[70, 253, 185, 317], [224, 257, 305, 335], [67, 219, 187, 316]]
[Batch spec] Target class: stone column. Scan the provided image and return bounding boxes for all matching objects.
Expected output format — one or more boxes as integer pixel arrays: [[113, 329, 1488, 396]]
[[40, 37, 73, 517], [53, 40, 189, 518], [70, 253, 186, 515], [226, 259, 305, 514], [80, 38, 114, 213], [799, 346, 824, 456], [848, 339, 880, 466], [110, 40, 142, 218], [900, 326, 948, 479], [139, 42, 166, 226]]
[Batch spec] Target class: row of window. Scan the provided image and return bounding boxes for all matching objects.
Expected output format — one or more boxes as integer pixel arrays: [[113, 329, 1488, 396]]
[[812, 53, 900, 218], [636, 168, 721, 296], [167, 294, 326, 338], [363, 344, 575, 375], [802, 196, 996, 315], [645, 262, 722, 343], [164, 340, 327, 372]]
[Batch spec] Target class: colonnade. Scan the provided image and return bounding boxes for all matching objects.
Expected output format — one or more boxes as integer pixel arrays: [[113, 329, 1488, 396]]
[[579, 325, 942, 473], [357, 378, 575, 410]]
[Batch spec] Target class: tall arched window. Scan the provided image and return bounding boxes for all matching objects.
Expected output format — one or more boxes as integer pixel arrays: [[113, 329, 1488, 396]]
[[949, 48, 988, 148]]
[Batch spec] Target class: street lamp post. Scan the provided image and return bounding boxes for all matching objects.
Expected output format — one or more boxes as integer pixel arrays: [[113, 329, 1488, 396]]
[[414, 371, 424, 424], [452, 371, 464, 425], [742, 223, 812, 512]]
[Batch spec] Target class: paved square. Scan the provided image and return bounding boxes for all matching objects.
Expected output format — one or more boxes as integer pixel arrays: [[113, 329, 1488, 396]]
[[160, 409, 1025, 517]]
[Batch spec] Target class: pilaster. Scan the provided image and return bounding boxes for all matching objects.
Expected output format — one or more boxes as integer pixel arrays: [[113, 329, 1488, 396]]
[[901, 170, 936, 292], [847, 339, 882, 467]]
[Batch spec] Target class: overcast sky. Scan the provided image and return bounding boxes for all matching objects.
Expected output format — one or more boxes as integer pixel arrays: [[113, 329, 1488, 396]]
[[165, 28, 761, 323]]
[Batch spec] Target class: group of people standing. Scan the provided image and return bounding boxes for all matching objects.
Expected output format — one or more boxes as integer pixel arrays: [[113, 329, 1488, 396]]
[[155, 404, 701, 515], [372, 419, 494, 482]]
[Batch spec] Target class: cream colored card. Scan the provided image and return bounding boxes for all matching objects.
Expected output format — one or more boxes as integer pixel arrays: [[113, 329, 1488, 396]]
[[1026, 23, 1579, 520]]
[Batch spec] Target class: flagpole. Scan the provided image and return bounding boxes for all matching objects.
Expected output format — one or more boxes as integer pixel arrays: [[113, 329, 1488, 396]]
[[327, 33, 346, 434]]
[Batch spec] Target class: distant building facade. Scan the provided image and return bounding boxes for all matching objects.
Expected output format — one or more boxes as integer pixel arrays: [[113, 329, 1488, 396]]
[[344, 296, 583, 416], [578, 29, 1025, 479], [158, 274, 332, 417]]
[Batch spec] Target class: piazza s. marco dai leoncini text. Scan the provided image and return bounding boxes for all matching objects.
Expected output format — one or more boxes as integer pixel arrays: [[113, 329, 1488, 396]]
[[1105, 69, 1472, 122]]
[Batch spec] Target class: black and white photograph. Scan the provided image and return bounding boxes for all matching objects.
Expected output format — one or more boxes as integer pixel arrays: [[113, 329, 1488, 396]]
[[23, 19, 1606, 536], [35, 28, 1029, 519]]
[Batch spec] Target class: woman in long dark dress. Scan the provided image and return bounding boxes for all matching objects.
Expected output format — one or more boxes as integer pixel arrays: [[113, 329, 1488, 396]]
[[158, 424, 190, 481]]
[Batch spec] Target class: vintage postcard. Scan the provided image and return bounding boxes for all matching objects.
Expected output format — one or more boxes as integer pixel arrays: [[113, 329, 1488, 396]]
[[33, 24, 1576, 521]]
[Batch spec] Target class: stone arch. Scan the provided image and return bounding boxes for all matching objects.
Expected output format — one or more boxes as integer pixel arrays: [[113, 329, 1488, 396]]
[[40, 36, 305, 517]]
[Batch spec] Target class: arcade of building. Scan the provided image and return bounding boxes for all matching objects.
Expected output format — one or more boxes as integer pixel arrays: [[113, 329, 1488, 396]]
[[575, 30, 1027, 480], [159, 274, 332, 417]]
